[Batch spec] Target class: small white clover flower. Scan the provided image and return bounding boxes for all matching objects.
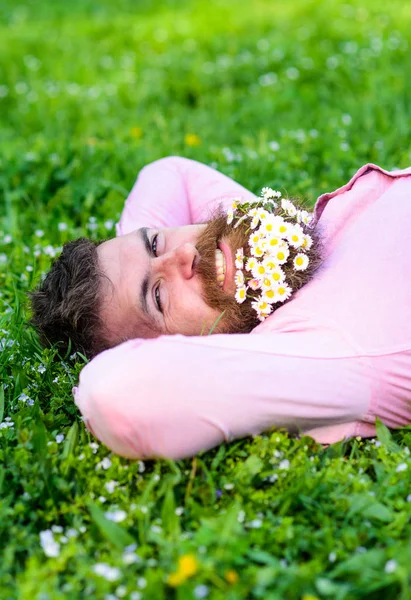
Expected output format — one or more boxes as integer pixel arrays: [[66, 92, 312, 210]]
[[55, 434, 65, 444], [384, 559, 397, 574], [40, 530, 61, 557], [105, 480, 118, 493], [93, 563, 121, 581], [105, 509, 127, 522], [395, 463, 408, 473]]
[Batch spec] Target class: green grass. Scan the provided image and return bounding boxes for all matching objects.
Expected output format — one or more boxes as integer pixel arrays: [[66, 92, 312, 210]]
[[1, 0, 411, 598]]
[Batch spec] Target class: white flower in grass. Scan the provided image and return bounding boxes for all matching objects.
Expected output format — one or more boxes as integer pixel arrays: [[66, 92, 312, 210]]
[[105, 480, 118, 493], [275, 282, 293, 302], [235, 270, 244, 287], [396, 463, 408, 473], [40, 530, 61, 557], [287, 224, 305, 249], [235, 248, 244, 269], [384, 559, 397, 573], [105, 509, 127, 522], [248, 278, 261, 291], [293, 253, 309, 271], [93, 563, 121, 581], [301, 234, 313, 251], [245, 257, 257, 272], [235, 285, 247, 304]]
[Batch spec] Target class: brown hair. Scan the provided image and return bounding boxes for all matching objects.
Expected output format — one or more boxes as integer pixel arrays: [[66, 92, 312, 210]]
[[29, 238, 109, 359]]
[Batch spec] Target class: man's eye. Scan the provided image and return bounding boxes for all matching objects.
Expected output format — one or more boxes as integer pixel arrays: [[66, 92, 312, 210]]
[[151, 234, 159, 257], [155, 285, 163, 313]]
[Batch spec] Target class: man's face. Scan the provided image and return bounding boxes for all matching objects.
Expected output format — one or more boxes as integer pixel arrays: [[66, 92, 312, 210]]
[[97, 210, 259, 345]]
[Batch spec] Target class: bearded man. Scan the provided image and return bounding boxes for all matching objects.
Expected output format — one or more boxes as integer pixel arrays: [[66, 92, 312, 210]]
[[30, 156, 411, 460]]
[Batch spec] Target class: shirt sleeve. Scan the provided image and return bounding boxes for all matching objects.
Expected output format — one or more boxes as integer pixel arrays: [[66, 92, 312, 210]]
[[116, 156, 258, 235], [73, 325, 373, 460]]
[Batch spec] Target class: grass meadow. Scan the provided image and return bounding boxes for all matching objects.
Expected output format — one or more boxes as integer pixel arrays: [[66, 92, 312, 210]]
[[1, 0, 411, 598]]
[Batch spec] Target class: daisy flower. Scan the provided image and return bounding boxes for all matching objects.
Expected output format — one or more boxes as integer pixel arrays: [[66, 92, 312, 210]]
[[248, 278, 261, 290], [301, 234, 313, 251], [252, 298, 273, 320], [275, 282, 293, 302], [270, 266, 286, 283], [235, 248, 244, 269], [271, 242, 290, 265], [261, 187, 281, 201], [235, 270, 245, 286], [287, 224, 305, 249], [293, 253, 309, 271], [235, 285, 247, 304], [245, 257, 257, 272], [297, 209, 311, 225], [262, 287, 278, 304], [260, 276, 274, 290], [277, 220, 292, 238], [248, 232, 262, 247], [265, 235, 281, 253], [252, 261, 268, 279], [250, 244, 265, 258], [226, 210, 234, 225], [281, 198, 298, 217], [262, 256, 278, 272]]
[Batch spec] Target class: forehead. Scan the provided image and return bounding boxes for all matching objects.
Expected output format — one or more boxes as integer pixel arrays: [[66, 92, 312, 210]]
[[96, 231, 159, 342]]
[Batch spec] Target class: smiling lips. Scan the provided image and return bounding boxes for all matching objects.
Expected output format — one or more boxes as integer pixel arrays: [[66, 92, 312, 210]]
[[215, 248, 226, 288]]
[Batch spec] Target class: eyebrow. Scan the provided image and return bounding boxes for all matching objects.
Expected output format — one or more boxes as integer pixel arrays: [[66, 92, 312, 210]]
[[139, 227, 153, 321]]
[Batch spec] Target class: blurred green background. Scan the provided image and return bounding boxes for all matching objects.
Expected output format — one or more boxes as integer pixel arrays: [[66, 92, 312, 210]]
[[1, 1, 411, 599]]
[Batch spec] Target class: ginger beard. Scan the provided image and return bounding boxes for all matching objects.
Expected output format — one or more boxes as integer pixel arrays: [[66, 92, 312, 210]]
[[195, 208, 261, 335]]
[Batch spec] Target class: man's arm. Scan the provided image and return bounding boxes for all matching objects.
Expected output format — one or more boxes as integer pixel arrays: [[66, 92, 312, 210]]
[[73, 326, 372, 460], [117, 156, 257, 235]]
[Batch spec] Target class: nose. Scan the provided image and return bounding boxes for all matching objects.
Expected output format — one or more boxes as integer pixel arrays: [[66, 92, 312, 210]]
[[155, 243, 198, 280]]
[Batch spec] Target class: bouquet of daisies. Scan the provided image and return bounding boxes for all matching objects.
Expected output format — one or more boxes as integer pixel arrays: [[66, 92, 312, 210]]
[[227, 187, 321, 322]]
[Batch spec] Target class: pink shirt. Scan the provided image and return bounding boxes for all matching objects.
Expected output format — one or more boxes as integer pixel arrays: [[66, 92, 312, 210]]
[[73, 157, 411, 460]]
